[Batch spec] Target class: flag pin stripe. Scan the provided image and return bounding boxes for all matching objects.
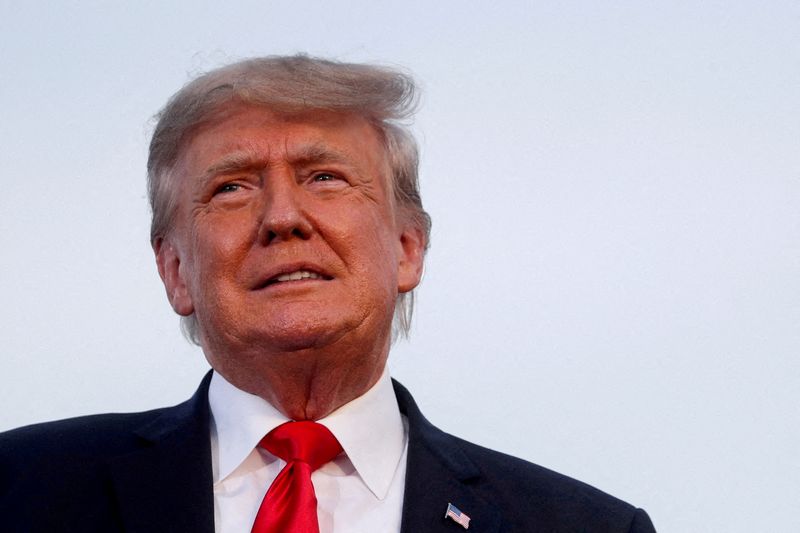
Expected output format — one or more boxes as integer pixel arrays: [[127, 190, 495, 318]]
[[445, 502, 471, 529]]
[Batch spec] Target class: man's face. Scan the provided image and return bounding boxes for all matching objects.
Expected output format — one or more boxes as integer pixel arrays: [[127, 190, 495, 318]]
[[155, 103, 424, 361]]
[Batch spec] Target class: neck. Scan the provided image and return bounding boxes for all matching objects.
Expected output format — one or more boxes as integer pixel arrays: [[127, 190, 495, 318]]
[[204, 331, 391, 420]]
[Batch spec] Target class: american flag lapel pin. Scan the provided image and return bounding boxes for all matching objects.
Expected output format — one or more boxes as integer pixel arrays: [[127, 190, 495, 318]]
[[445, 502, 471, 529]]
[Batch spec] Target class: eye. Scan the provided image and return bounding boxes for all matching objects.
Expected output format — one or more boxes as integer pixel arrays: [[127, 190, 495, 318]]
[[214, 182, 241, 195], [313, 172, 339, 182], [309, 172, 349, 189]]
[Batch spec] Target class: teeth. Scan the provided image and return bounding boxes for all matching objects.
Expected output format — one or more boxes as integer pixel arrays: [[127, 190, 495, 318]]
[[275, 270, 322, 282]]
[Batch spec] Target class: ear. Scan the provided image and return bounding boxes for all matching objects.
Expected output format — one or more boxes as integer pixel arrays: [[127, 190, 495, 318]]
[[153, 236, 195, 316], [396, 223, 426, 294]]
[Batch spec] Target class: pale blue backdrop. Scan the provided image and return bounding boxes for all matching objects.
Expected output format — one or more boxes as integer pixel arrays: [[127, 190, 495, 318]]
[[1, 2, 798, 531]]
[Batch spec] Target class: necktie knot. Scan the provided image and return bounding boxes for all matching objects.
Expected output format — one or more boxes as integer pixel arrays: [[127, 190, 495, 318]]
[[252, 421, 342, 533], [259, 421, 342, 471]]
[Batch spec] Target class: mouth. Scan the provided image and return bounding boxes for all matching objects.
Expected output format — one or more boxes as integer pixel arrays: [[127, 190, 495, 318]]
[[255, 266, 333, 290]]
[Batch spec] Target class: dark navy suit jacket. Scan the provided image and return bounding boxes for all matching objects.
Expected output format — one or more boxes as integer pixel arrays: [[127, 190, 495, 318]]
[[0, 373, 655, 532]]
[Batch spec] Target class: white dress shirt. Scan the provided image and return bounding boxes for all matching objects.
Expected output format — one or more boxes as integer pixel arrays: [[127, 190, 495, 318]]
[[208, 369, 408, 533]]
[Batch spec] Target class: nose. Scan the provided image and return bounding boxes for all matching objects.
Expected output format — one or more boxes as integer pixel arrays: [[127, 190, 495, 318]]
[[257, 173, 313, 245]]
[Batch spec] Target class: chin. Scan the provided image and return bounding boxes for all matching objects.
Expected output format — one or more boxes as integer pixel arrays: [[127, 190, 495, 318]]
[[257, 329, 335, 352], [249, 314, 359, 352]]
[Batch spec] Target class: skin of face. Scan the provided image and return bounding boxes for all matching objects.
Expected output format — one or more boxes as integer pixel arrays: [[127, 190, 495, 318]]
[[154, 102, 425, 419]]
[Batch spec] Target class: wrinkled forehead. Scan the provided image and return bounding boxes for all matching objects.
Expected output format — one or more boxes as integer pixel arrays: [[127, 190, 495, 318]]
[[167, 102, 399, 222], [173, 101, 391, 172]]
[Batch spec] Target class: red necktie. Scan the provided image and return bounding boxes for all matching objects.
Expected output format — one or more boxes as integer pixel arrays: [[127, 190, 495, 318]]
[[251, 421, 343, 533]]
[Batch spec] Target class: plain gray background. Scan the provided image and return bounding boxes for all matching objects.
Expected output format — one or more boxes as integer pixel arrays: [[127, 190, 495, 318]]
[[2, 2, 798, 531]]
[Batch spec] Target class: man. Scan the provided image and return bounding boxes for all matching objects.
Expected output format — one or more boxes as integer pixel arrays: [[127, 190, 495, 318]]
[[0, 55, 656, 532]]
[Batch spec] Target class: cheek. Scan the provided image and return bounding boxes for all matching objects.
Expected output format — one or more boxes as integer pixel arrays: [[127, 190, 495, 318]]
[[190, 217, 256, 287], [351, 216, 402, 292], [335, 206, 397, 261]]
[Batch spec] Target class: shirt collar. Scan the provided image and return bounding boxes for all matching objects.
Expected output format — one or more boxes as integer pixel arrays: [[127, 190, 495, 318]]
[[208, 368, 405, 500], [209, 371, 288, 484]]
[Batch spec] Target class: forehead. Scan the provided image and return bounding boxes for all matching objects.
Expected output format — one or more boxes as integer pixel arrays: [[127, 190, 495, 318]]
[[174, 103, 390, 176]]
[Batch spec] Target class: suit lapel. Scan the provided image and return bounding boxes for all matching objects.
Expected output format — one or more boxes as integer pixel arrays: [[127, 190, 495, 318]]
[[394, 381, 504, 533], [108, 372, 215, 533], [103, 374, 502, 532]]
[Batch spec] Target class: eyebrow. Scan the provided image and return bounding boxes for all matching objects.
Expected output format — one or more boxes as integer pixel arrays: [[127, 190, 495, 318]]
[[201, 151, 269, 181], [288, 142, 354, 168], [200, 142, 355, 182]]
